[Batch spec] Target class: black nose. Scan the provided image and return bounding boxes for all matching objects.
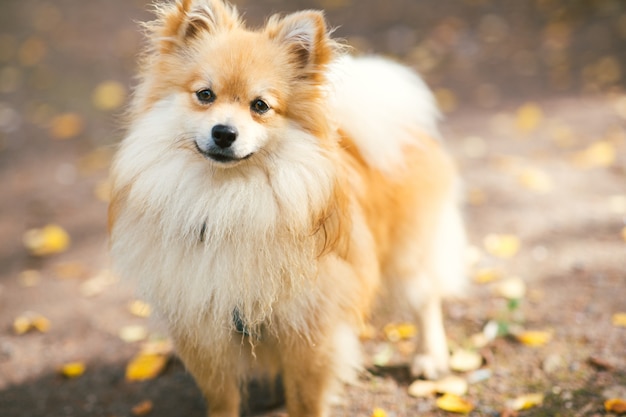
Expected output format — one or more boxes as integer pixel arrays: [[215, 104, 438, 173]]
[[212, 124, 238, 149]]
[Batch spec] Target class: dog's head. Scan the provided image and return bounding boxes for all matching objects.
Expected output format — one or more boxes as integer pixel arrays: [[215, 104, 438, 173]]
[[132, 0, 339, 167]]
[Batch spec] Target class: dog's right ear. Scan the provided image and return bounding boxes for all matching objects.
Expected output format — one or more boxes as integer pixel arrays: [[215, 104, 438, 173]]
[[146, 0, 240, 54]]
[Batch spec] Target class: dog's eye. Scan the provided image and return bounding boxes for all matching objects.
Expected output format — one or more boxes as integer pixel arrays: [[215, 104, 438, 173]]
[[196, 88, 216, 104], [251, 99, 270, 114]]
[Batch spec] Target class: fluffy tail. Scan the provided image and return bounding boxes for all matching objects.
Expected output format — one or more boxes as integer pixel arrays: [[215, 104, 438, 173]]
[[328, 55, 441, 172]]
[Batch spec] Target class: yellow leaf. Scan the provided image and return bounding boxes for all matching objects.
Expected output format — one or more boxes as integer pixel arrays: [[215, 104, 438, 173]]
[[483, 234, 520, 259], [371, 407, 387, 417], [605, 398, 626, 414], [518, 167, 553, 193], [571, 141, 616, 169], [92, 80, 126, 111], [621, 227, 626, 243], [408, 380, 437, 397], [383, 322, 417, 342], [436, 393, 474, 414], [23, 224, 71, 256], [509, 393, 544, 410], [125, 352, 168, 382], [515, 102, 543, 134], [31, 315, 51, 332], [449, 349, 483, 372], [612, 312, 626, 327], [473, 267, 501, 284], [435, 375, 469, 396], [119, 325, 149, 343], [516, 330, 551, 347], [129, 300, 152, 318], [13, 312, 50, 334], [492, 277, 526, 299], [49, 113, 83, 140], [60, 362, 86, 378], [131, 400, 154, 416]]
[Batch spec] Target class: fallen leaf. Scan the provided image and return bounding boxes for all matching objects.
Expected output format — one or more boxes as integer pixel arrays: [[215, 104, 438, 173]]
[[131, 400, 154, 416], [605, 398, 626, 414], [92, 80, 126, 111], [612, 312, 626, 327], [119, 325, 149, 343], [509, 393, 544, 411], [449, 349, 483, 372], [435, 375, 469, 396], [80, 270, 118, 297], [621, 227, 626, 242], [125, 352, 168, 382], [129, 300, 152, 318], [60, 362, 86, 378], [371, 407, 387, 417], [23, 224, 70, 256], [518, 167, 553, 193], [516, 330, 551, 347], [408, 380, 437, 397], [483, 234, 520, 259], [571, 140, 616, 169], [492, 277, 526, 299], [473, 267, 501, 284], [13, 312, 50, 334], [383, 322, 417, 342], [49, 113, 83, 140], [436, 393, 474, 414], [515, 102, 543, 134]]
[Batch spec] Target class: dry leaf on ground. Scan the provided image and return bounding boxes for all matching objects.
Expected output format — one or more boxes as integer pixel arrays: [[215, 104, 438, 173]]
[[605, 398, 626, 414], [436, 393, 474, 414], [13, 312, 50, 334], [383, 322, 417, 342], [131, 400, 154, 416], [125, 352, 169, 382], [483, 234, 520, 259], [516, 330, 552, 347], [92, 80, 126, 111], [119, 325, 149, 343], [612, 313, 626, 327], [129, 300, 152, 318], [508, 393, 544, 411], [49, 113, 83, 140], [449, 349, 483, 372], [492, 277, 526, 299], [371, 407, 387, 417], [60, 362, 86, 378], [515, 102, 543, 134], [23, 224, 70, 256]]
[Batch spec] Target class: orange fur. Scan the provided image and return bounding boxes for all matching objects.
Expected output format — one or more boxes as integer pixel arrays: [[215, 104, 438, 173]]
[[109, 1, 465, 416]]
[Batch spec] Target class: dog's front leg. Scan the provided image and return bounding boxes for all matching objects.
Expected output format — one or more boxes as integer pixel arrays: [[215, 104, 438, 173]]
[[280, 335, 334, 417], [174, 334, 241, 417]]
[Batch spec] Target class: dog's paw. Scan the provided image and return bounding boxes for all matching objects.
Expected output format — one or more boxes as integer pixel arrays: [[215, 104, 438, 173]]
[[410, 353, 449, 380]]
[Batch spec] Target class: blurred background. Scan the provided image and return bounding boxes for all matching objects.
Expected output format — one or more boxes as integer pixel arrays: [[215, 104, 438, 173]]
[[1, 0, 625, 416]]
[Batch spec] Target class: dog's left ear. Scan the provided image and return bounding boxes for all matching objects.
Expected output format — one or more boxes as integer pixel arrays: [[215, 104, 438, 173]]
[[267, 11, 334, 70]]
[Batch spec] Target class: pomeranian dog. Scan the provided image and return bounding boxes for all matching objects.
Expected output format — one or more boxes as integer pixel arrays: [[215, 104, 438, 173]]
[[109, 0, 467, 415]]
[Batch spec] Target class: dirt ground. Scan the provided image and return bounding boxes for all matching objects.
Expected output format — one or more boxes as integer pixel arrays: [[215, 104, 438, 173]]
[[0, 0, 625, 416]]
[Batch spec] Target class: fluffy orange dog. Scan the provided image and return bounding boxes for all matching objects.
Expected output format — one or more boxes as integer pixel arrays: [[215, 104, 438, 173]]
[[109, 0, 466, 415]]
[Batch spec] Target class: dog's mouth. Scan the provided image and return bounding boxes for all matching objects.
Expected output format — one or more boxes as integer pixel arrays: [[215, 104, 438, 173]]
[[194, 142, 254, 165]]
